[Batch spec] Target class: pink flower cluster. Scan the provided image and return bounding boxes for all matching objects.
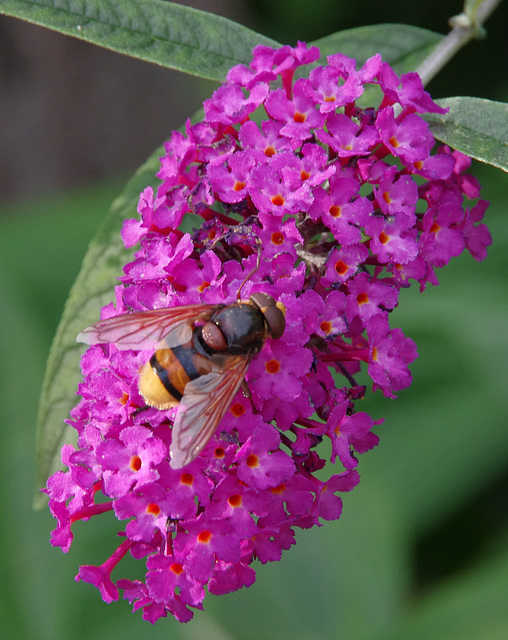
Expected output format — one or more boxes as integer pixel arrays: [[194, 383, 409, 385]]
[[46, 42, 491, 623]]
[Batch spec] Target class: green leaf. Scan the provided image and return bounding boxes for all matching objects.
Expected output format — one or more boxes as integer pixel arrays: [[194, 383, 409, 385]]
[[312, 24, 443, 72], [0, 0, 279, 82], [426, 97, 508, 172], [34, 147, 162, 507]]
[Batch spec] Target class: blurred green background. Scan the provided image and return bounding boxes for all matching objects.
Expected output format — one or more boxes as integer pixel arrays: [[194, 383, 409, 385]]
[[1, 1, 507, 639]]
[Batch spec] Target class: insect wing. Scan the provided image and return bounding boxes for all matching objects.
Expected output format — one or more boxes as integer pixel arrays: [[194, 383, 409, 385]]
[[76, 304, 215, 350], [169, 356, 251, 469]]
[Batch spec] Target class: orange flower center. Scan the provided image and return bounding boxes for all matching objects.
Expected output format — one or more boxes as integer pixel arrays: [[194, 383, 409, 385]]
[[334, 260, 348, 275], [129, 455, 142, 471], [271, 483, 286, 494], [180, 473, 194, 486], [214, 447, 225, 459], [320, 320, 333, 335], [228, 494, 242, 508], [230, 402, 245, 417], [146, 503, 160, 516], [246, 454, 259, 468], [265, 359, 281, 374], [170, 563, 184, 575], [198, 530, 212, 544]]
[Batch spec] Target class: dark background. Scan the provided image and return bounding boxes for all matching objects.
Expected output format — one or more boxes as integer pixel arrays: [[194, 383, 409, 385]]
[[1, 0, 507, 202]]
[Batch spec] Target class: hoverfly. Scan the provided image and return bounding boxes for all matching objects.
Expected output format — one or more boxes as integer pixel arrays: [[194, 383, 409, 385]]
[[76, 292, 285, 469]]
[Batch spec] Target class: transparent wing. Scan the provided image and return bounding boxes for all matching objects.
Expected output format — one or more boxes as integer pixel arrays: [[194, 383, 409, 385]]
[[169, 356, 251, 469], [76, 305, 215, 350]]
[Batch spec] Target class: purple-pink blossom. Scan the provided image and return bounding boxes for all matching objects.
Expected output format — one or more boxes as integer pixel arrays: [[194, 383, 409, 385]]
[[46, 41, 491, 623]]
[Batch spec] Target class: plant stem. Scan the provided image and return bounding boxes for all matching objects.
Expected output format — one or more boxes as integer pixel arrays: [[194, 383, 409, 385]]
[[416, 0, 503, 86]]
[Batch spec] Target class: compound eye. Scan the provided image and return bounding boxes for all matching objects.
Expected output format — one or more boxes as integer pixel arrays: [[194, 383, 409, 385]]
[[263, 305, 285, 340], [201, 321, 227, 351], [249, 292, 275, 310]]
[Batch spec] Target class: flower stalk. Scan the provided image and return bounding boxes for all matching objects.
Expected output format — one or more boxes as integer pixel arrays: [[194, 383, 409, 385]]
[[416, 0, 503, 86]]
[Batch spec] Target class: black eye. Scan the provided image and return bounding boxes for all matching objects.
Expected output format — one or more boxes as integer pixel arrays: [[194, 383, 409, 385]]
[[263, 305, 285, 340], [249, 292, 276, 310]]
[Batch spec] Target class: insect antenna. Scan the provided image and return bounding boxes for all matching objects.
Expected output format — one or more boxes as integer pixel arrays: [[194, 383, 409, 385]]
[[236, 238, 262, 301]]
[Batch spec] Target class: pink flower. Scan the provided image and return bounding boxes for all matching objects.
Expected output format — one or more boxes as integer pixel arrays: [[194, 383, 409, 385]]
[[46, 41, 490, 623]]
